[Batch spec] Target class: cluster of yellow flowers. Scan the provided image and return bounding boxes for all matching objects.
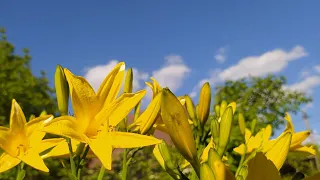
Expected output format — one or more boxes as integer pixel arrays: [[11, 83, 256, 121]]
[[0, 62, 319, 180]]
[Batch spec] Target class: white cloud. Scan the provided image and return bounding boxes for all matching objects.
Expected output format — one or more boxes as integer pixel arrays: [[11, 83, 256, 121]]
[[218, 45, 307, 81], [84, 60, 119, 91], [191, 45, 308, 97], [314, 65, 320, 73], [84, 60, 149, 92], [300, 70, 311, 78], [152, 55, 191, 92], [283, 76, 320, 93], [214, 47, 227, 63]]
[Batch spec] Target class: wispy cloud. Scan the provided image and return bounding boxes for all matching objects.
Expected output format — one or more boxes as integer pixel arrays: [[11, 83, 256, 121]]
[[191, 45, 308, 97], [283, 76, 320, 93], [152, 55, 191, 92], [314, 65, 320, 73], [214, 47, 228, 63]]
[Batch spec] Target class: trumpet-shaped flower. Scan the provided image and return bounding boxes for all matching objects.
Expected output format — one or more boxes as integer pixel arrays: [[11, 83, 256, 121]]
[[42, 62, 161, 170], [234, 113, 315, 156], [0, 99, 64, 173]]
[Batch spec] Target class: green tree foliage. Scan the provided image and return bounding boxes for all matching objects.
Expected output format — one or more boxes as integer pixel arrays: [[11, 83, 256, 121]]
[[214, 75, 311, 132], [0, 28, 57, 125], [213, 75, 313, 174]]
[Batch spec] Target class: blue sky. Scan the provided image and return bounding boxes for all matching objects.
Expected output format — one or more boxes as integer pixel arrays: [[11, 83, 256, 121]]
[[1, 1, 320, 138]]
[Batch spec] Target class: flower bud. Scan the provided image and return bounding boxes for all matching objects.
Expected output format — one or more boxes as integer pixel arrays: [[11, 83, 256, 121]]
[[198, 82, 211, 126], [161, 88, 200, 177], [219, 100, 227, 117], [214, 105, 220, 117], [211, 119, 219, 145], [217, 107, 233, 156], [238, 113, 246, 136], [153, 141, 181, 180], [200, 163, 216, 180], [185, 95, 198, 126], [55, 65, 69, 115]]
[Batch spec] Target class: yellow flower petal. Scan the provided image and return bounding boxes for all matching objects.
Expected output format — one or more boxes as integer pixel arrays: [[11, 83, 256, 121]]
[[263, 125, 272, 142], [10, 99, 27, 133], [284, 112, 294, 132], [108, 90, 146, 126], [97, 62, 125, 106], [247, 152, 281, 180], [41, 139, 79, 159], [86, 136, 113, 170], [42, 116, 86, 143], [108, 132, 161, 148], [233, 144, 246, 155], [18, 148, 49, 172], [291, 145, 316, 155], [265, 132, 292, 170], [27, 115, 54, 149], [64, 68, 99, 131], [37, 138, 65, 154], [291, 131, 310, 148], [138, 92, 162, 134], [0, 153, 21, 173], [153, 144, 165, 170], [244, 128, 252, 143]]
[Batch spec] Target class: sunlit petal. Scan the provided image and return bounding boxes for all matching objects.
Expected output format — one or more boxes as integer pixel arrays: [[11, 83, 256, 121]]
[[97, 62, 125, 106], [18, 148, 49, 172], [108, 132, 161, 148], [41, 139, 79, 159], [42, 116, 86, 143], [64, 68, 98, 130], [233, 144, 246, 155], [86, 136, 113, 170], [10, 99, 27, 133], [0, 153, 21, 173], [108, 90, 146, 126], [265, 132, 292, 170], [291, 131, 310, 148], [37, 138, 65, 154], [138, 92, 161, 134], [291, 145, 316, 155], [27, 115, 54, 148]]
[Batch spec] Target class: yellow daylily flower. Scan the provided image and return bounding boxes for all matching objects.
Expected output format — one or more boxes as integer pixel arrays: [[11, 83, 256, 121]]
[[262, 113, 315, 155], [0, 99, 63, 173], [42, 62, 161, 170], [136, 78, 189, 134], [234, 125, 272, 155]]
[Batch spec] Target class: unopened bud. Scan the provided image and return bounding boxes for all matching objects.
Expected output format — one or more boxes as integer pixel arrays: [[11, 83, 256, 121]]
[[161, 88, 200, 177], [185, 95, 198, 126], [198, 82, 211, 126], [200, 163, 216, 180], [55, 65, 69, 115], [217, 107, 233, 157], [238, 113, 246, 136], [219, 100, 227, 117]]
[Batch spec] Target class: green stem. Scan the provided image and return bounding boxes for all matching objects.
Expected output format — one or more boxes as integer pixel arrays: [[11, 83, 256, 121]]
[[67, 138, 76, 176], [77, 145, 90, 180], [97, 166, 105, 180], [16, 162, 25, 180], [235, 145, 247, 176], [122, 149, 128, 180]]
